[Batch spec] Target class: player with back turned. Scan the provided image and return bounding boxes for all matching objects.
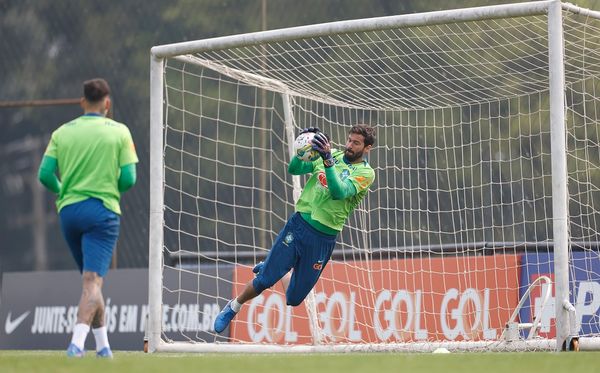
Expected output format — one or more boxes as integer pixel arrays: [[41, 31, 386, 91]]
[[214, 124, 375, 333], [38, 78, 138, 358]]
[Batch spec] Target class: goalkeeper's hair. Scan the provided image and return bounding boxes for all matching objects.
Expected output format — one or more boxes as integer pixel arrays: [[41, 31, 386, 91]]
[[83, 78, 111, 103], [350, 124, 376, 146]]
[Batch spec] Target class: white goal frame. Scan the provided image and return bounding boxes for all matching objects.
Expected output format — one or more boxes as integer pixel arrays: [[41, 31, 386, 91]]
[[148, 0, 600, 353]]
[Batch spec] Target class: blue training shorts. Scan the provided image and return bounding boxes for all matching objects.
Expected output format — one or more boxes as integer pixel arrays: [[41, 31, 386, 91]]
[[253, 212, 336, 306], [59, 197, 120, 277]]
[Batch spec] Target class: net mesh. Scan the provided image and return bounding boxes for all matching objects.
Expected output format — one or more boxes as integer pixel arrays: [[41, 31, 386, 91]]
[[157, 9, 600, 350]]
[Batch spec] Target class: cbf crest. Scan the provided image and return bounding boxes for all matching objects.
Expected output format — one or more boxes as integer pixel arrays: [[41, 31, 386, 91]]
[[283, 232, 294, 245]]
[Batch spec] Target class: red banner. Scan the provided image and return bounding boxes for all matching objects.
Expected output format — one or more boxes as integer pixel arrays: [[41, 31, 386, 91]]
[[231, 255, 520, 344]]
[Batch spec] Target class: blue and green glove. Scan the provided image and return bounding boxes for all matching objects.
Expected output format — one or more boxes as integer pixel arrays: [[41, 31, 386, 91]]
[[311, 132, 334, 168], [299, 127, 321, 135]]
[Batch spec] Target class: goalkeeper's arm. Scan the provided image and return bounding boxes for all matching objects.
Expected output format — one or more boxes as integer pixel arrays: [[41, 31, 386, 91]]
[[311, 132, 357, 200], [288, 156, 314, 175], [38, 155, 61, 194], [324, 167, 357, 200]]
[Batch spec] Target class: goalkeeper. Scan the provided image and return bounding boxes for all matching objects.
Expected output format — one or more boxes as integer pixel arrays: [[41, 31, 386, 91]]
[[215, 124, 375, 333], [37, 78, 138, 358]]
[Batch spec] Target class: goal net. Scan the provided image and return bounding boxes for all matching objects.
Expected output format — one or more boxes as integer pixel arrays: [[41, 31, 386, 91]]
[[148, 1, 600, 352]]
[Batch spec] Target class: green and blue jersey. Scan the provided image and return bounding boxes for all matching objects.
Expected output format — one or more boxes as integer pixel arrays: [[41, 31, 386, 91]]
[[44, 114, 138, 214], [293, 149, 375, 232]]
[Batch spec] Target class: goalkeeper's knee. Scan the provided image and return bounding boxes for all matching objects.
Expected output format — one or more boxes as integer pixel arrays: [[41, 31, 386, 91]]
[[285, 294, 305, 307], [252, 276, 270, 295]]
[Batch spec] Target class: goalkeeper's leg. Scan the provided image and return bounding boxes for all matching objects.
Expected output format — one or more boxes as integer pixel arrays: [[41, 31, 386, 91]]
[[214, 219, 297, 334], [213, 281, 258, 333], [213, 255, 293, 333]]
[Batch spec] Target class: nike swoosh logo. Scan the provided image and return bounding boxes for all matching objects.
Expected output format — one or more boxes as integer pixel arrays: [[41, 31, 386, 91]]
[[5, 311, 30, 335]]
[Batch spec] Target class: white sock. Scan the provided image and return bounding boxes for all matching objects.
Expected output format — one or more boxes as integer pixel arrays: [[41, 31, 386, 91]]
[[230, 298, 242, 313], [70, 323, 90, 350], [92, 326, 110, 351]]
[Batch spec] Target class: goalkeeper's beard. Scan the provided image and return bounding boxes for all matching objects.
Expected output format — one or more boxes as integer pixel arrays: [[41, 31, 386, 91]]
[[344, 148, 363, 163]]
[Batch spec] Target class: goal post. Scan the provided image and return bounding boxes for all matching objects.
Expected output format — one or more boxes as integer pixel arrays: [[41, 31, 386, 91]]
[[148, 0, 600, 353], [547, 0, 569, 350]]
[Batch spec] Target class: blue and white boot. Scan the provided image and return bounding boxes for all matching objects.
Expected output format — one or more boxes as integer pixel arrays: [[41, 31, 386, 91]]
[[66, 343, 85, 358], [96, 347, 113, 358], [214, 300, 238, 334]]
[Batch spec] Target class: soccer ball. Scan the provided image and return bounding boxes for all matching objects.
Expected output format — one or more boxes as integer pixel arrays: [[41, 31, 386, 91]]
[[293, 132, 320, 162]]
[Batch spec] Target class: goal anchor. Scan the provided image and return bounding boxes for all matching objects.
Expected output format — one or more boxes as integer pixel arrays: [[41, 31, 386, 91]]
[[502, 276, 553, 342], [561, 300, 579, 352]]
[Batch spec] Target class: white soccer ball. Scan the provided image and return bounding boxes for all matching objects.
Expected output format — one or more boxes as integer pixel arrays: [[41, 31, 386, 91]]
[[293, 132, 320, 162]]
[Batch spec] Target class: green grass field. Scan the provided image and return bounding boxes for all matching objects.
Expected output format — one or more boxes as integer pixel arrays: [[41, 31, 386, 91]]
[[2, 350, 600, 373]]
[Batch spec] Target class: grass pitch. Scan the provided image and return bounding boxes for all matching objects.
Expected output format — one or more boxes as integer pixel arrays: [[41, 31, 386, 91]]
[[2, 350, 600, 373]]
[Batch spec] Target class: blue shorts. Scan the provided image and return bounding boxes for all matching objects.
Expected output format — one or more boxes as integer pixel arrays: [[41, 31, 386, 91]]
[[253, 213, 337, 306], [59, 198, 120, 277]]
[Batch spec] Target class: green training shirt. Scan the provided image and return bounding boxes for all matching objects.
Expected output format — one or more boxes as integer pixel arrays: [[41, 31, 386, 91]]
[[295, 149, 375, 232], [44, 114, 138, 214]]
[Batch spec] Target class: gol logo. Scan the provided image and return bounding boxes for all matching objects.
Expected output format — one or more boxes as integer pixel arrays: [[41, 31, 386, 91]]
[[318, 172, 328, 188], [313, 260, 324, 270]]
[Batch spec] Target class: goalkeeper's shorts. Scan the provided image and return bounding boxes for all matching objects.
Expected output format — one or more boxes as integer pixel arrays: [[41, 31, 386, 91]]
[[252, 212, 336, 306], [59, 197, 120, 277]]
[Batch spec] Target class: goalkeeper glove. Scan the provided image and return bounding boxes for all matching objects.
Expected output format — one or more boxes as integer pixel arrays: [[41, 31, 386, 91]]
[[311, 132, 335, 168], [299, 127, 321, 135]]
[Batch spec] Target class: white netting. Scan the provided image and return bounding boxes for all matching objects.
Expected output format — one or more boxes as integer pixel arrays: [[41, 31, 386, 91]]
[[154, 5, 600, 352]]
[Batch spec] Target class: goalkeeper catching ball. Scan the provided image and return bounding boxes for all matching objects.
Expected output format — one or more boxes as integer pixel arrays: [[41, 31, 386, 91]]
[[214, 124, 375, 333]]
